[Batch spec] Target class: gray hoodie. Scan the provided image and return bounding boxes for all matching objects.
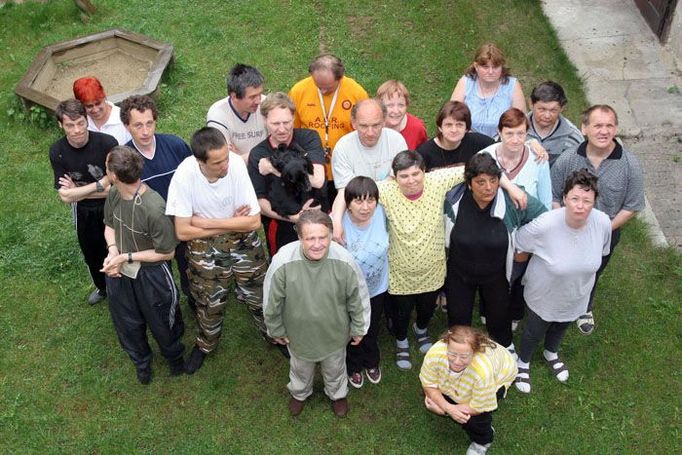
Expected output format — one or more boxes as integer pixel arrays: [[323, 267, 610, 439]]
[[527, 113, 583, 167]]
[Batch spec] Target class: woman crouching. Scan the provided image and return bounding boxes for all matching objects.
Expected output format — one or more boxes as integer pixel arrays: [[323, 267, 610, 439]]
[[420, 325, 517, 455]]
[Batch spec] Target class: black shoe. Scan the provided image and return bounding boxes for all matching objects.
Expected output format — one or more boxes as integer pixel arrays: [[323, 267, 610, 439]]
[[184, 346, 206, 375], [87, 289, 106, 305], [169, 357, 185, 376], [275, 343, 290, 359], [136, 368, 152, 385]]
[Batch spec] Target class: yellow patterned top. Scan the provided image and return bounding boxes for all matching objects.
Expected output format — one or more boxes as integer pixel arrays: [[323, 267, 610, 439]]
[[378, 167, 463, 295]]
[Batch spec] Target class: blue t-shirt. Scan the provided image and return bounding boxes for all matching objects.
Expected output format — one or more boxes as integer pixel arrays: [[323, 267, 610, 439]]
[[127, 133, 192, 201], [464, 76, 516, 138], [342, 204, 389, 298]]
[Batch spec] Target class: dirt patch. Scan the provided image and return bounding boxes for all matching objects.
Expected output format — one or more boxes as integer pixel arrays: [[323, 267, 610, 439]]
[[347, 15, 375, 41], [42, 50, 151, 100]]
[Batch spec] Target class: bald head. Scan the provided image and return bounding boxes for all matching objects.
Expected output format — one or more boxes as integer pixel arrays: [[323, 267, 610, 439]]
[[351, 99, 386, 148]]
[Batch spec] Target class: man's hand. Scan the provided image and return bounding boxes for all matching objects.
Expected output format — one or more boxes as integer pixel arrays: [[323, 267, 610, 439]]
[[288, 199, 320, 223], [233, 204, 251, 217], [258, 158, 281, 177], [528, 139, 548, 163], [101, 252, 123, 277], [507, 184, 528, 210], [228, 141, 243, 155], [58, 174, 77, 190], [350, 335, 363, 346], [273, 337, 290, 345]]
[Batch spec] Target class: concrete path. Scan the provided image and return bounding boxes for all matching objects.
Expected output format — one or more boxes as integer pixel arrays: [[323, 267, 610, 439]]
[[542, 0, 682, 250]]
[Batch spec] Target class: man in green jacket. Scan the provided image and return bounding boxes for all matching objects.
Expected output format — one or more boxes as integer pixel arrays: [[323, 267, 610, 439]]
[[263, 211, 370, 418]]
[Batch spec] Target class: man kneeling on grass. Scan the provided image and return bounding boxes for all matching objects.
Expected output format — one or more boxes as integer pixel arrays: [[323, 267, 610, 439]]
[[101, 146, 185, 384], [263, 211, 370, 417]]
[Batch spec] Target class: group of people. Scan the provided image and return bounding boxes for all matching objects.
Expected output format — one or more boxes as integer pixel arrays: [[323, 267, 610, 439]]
[[48, 43, 645, 455]]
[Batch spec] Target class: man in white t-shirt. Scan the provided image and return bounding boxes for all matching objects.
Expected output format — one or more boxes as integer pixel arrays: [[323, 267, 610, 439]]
[[206, 64, 268, 161], [332, 98, 408, 188], [166, 127, 271, 374], [330, 98, 408, 239]]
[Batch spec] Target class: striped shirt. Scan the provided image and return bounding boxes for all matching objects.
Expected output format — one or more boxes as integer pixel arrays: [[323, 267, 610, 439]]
[[419, 341, 517, 413], [551, 141, 645, 219]]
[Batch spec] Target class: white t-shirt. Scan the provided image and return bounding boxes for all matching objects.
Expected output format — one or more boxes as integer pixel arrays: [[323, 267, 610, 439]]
[[206, 95, 267, 157], [515, 208, 612, 322], [166, 153, 260, 219], [331, 128, 408, 188], [87, 102, 132, 145]]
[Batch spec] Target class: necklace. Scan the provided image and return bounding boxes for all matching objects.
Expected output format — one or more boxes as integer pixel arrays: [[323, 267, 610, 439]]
[[496, 145, 525, 176]]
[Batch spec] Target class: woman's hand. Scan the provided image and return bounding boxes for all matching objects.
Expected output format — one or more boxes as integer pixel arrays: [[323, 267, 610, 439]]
[[528, 139, 549, 163], [446, 403, 472, 424], [508, 184, 528, 210]]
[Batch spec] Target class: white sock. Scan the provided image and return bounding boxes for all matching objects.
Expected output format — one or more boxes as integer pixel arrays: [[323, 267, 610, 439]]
[[515, 359, 531, 393], [544, 350, 569, 382], [511, 320, 520, 332], [413, 323, 427, 335], [396, 338, 409, 349]]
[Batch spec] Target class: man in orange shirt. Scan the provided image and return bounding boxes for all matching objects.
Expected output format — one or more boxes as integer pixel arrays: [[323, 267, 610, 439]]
[[289, 54, 368, 200]]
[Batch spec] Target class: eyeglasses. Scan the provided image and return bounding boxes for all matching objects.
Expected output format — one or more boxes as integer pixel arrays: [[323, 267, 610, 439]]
[[446, 351, 472, 362]]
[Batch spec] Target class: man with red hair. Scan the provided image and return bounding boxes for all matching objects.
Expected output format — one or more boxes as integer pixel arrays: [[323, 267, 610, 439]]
[[73, 77, 131, 145]]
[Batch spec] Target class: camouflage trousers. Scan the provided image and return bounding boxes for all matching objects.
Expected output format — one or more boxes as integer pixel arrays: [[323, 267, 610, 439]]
[[187, 230, 270, 353]]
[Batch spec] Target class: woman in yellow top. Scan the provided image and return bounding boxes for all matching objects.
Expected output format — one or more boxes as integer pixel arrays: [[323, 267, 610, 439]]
[[420, 325, 517, 455]]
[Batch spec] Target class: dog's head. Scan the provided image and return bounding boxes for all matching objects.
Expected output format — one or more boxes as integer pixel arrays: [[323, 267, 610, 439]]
[[271, 145, 313, 195]]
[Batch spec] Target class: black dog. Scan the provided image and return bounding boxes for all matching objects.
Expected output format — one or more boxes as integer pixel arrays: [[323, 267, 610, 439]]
[[268, 144, 320, 217]]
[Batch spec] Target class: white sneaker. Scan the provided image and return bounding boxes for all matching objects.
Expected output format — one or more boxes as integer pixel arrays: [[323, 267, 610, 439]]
[[466, 442, 491, 455]]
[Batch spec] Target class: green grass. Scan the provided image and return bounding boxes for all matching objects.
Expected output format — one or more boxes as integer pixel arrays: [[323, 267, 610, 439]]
[[0, 1, 679, 453]]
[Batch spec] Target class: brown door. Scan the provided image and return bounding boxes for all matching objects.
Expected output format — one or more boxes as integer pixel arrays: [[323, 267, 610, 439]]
[[634, 0, 678, 40]]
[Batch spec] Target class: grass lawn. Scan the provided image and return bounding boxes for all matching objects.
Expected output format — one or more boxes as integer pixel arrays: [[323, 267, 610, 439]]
[[1, 1, 680, 453]]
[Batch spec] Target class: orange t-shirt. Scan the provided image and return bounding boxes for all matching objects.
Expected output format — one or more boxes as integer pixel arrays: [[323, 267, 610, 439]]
[[289, 75, 368, 180]]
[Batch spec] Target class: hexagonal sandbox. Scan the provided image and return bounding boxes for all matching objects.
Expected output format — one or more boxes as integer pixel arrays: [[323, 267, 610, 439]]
[[15, 28, 174, 112]]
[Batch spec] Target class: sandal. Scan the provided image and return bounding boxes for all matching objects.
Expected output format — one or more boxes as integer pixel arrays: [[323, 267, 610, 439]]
[[544, 356, 569, 383], [514, 366, 531, 394], [395, 346, 412, 370], [413, 323, 433, 354], [576, 312, 594, 335]]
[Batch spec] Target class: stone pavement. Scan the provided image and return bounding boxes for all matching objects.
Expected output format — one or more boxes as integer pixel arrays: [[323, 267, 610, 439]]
[[542, 0, 682, 250]]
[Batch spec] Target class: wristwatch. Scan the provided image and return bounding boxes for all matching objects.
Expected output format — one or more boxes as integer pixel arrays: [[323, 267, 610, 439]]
[[127, 252, 133, 263], [95, 180, 104, 192]]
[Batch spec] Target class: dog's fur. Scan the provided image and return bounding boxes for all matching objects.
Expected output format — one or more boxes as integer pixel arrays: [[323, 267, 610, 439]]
[[268, 145, 319, 216]]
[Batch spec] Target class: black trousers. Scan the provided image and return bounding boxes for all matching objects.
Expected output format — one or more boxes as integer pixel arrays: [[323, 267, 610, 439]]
[[346, 292, 386, 373], [446, 266, 512, 347], [587, 228, 621, 312], [391, 290, 439, 341], [174, 241, 195, 312], [263, 216, 298, 256], [519, 306, 570, 363], [444, 387, 505, 445], [509, 260, 529, 321], [106, 263, 185, 371], [75, 203, 107, 292]]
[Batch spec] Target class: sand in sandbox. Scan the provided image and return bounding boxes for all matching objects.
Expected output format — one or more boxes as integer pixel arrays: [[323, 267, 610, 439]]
[[43, 49, 152, 101]]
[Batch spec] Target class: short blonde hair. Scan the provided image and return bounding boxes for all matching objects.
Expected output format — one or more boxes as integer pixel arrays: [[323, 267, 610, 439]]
[[440, 325, 497, 353], [260, 92, 295, 117], [376, 80, 411, 106]]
